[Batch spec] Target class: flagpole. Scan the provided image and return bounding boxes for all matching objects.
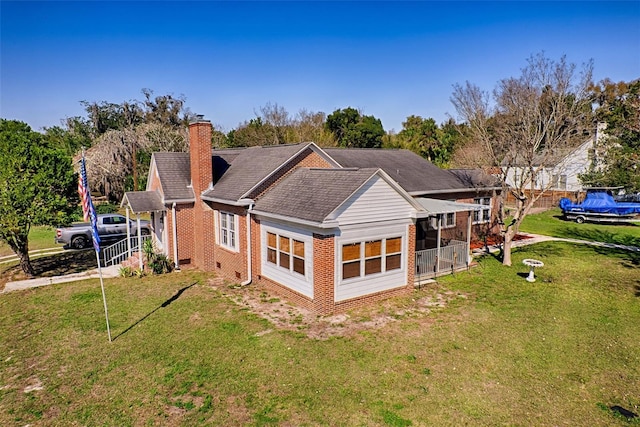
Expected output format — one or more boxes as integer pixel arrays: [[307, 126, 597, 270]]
[[95, 251, 112, 342], [79, 148, 111, 342]]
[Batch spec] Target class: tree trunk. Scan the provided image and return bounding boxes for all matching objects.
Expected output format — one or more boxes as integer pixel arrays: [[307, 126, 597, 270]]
[[502, 236, 513, 266], [502, 227, 517, 266], [17, 250, 35, 277], [6, 231, 35, 277]]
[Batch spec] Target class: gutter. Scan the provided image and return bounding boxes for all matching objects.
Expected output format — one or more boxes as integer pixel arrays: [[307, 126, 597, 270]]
[[164, 198, 196, 204], [250, 209, 340, 229], [408, 186, 502, 196], [201, 196, 254, 207]]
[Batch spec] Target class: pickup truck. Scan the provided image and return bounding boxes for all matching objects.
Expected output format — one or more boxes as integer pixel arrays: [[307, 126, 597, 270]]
[[55, 214, 151, 249]]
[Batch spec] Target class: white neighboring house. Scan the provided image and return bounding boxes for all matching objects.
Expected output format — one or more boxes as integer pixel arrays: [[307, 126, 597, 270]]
[[504, 123, 607, 192]]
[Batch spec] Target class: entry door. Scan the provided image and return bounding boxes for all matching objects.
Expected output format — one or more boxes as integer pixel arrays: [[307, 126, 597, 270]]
[[153, 212, 164, 251]]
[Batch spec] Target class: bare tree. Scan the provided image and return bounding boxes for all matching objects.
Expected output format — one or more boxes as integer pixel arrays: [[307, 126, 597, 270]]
[[451, 53, 594, 265], [292, 109, 336, 146]]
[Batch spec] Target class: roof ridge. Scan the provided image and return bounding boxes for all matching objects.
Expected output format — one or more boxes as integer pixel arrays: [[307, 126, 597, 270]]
[[306, 167, 368, 172]]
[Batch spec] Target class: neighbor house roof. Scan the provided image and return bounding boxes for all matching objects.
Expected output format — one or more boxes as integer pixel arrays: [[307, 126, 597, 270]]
[[253, 168, 384, 224], [323, 148, 471, 195], [503, 135, 594, 168], [151, 152, 195, 202]]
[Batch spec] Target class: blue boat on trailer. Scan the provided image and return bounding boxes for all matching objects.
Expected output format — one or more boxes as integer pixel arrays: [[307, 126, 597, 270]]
[[559, 188, 640, 223]]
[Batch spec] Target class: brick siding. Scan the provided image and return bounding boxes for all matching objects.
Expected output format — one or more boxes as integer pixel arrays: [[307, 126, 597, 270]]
[[210, 203, 248, 281], [173, 203, 195, 267]]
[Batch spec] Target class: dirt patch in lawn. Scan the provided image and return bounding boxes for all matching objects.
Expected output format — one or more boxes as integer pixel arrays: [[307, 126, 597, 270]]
[[212, 278, 466, 340]]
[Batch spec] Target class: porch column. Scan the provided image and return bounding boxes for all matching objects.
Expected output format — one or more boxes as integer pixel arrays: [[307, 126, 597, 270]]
[[466, 212, 472, 266], [137, 214, 143, 271], [126, 207, 132, 258], [436, 214, 442, 275]]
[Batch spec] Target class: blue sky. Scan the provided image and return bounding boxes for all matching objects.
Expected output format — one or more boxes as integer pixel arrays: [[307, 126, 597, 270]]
[[1, 1, 639, 133]]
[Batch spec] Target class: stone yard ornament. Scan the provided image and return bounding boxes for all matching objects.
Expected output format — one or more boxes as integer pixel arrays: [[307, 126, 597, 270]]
[[522, 259, 544, 283]]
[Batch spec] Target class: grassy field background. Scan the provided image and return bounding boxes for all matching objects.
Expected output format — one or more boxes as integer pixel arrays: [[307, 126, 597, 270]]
[[1, 239, 639, 426]]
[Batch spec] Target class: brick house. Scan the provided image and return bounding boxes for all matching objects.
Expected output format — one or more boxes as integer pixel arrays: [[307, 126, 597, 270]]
[[122, 117, 500, 315]]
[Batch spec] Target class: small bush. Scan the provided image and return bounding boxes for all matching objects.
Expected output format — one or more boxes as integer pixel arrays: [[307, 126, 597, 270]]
[[143, 239, 173, 275], [119, 266, 133, 277]]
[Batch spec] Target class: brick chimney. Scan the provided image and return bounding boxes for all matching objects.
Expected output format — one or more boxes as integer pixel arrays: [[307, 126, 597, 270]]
[[188, 115, 215, 271], [189, 115, 213, 197]]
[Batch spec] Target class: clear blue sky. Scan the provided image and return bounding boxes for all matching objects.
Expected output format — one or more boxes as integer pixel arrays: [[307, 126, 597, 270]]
[[1, 1, 639, 133]]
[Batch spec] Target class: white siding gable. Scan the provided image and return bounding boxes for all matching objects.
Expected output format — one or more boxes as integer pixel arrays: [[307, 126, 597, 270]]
[[330, 175, 416, 226]]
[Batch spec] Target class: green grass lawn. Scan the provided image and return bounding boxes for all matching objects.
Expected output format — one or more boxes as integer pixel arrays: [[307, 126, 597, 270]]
[[0, 226, 58, 258], [1, 242, 638, 426], [520, 208, 640, 248]]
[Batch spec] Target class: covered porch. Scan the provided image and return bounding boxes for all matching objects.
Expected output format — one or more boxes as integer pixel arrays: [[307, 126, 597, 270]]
[[414, 198, 483, 282], [115, 191, 167, 269]]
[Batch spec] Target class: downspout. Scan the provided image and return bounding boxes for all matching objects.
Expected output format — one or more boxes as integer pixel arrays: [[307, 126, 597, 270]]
[[137, 214, 143, 271], [172, 203, 180, 271], [241, 203, 253, 286]]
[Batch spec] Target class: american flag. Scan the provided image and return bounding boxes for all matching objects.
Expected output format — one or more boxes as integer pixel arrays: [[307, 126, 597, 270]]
[[78, 155, 101, 252]]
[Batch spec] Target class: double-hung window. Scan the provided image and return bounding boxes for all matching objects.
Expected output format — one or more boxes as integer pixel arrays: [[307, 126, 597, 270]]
[[266, 232, 305, 276], [342, 237, 402, 281], [219, 211, 237, 251], [444, 212, 456, 228], [473, 197, 491, 224], [552, 174, 568, 190]]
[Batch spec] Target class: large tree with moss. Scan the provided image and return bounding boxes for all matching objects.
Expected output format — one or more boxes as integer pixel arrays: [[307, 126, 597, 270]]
[[0, 120, 78, 276]]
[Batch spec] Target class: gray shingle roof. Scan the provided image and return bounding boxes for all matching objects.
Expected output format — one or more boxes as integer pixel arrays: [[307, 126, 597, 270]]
[[254, 168, 379, 223], [324, 148, 469, 194], [203, 143, 312, 202], [121, 191, 166, 213], [152, 152, 195, 201]]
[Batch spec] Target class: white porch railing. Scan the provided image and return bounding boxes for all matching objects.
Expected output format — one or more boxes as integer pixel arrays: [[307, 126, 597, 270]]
[[102, 235, 151, 267], [415, 239, 469, 281]]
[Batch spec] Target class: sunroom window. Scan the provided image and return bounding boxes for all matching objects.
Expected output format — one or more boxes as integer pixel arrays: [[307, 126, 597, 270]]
[[341, 237, 402, 281]]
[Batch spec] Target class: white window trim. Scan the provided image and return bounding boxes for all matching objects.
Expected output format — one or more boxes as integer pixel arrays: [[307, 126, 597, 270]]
[[217, 211, 239, 252], [261, 221, 314, 298], [266, 231, 307, 278], [340, 236, 403, 283], [473, 197, 492, 225], [428, 214, 455, 230], [443, 212, 456, 229]]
